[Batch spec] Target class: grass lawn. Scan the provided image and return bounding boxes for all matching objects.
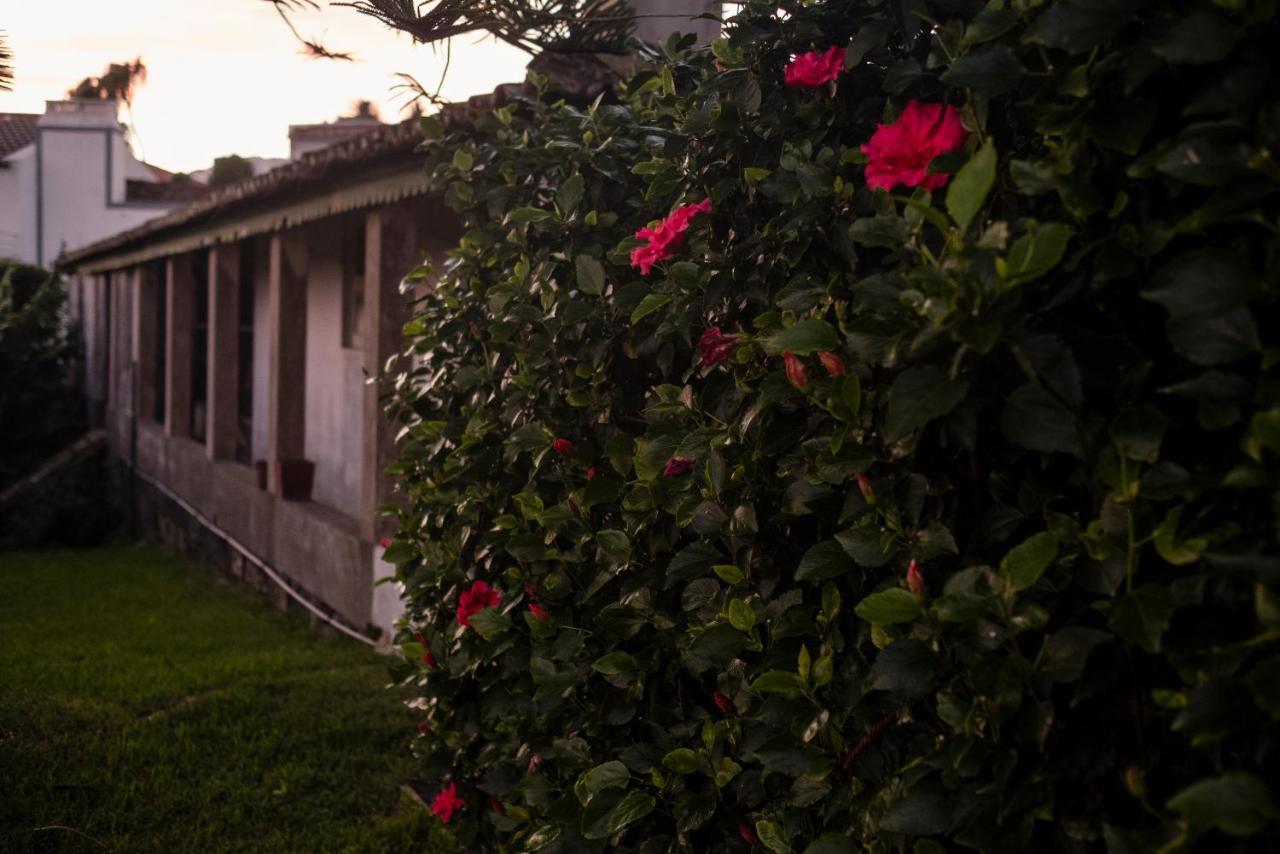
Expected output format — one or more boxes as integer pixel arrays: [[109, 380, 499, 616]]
[[0, 546, 447, 853]]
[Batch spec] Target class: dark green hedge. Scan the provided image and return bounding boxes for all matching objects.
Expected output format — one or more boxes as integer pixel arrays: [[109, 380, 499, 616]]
[[383, 1, 1280, 850]]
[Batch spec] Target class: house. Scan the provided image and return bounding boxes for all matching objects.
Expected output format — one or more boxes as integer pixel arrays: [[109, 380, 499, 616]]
[[0, 99, 205, 267], [59, 116, 453, 640], [56, 2, 723, 642]]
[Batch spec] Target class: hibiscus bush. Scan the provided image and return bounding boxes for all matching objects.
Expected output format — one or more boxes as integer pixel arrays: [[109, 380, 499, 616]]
[[383, 0, 1280, 851]]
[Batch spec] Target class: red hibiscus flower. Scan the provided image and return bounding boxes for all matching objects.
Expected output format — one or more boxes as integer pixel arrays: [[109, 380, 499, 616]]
[[527, 754, 543, 774], [855, 472, 875, 503], [698, 327, 740, 366], [663, 456, 695, 478], [784, 45, 845, 88], [739, 821, 760, 845], [713, 691, 734, 716], [783, 352, 810, 390], [861, 100, 969, 192], [907, 559, 925, 597], [431, 781, 465, 823], [422, 650, 437, 669], [490, 797, 505, 814], [586, 467, 598, 481], [630, 198, 712, 275], [418, 722, 432, 736], [379, 536, 392, 549], [552, 438, 575, 458], [456, 580, 501, 627], [818, 350, 846, 377], [529, 602, 552, 622]]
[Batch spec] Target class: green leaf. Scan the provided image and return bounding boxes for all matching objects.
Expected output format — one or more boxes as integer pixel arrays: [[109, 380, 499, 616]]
[[596, 529, 632, 561], [1000, 382, 1080, 456], [796, 540, 855, 582], [507, 206, 554, 224], [941, 45, 1027, 96], [574, 760, 630, 806], [662, 748, 701, 774], [756, 820, 792, 853], [727, 598, 756, 632], [1104, 583, 1177, 653], [884, 366, 970, 442], [592, 651, 639, 675], [1167, 773, 1278, 836], [712, 564, 745, 585], [630, 292, 672, 324], [763, 318, 841, 355], [946, 140, 996, 231], [575, 255, 606, 295], [468, 607, 511, 641], [606, 790, 656, 835], [880, 783, 953, 835], [1142, 250, 1258, 320], [836, 526, 894, 568], [1038, 627, 1112, 682], [854, 588, 921, 624], [556, 173, 585, 213], [867, 639, 937, 697], [802, 835, 855, 854], [750, 670, 806, 698], [1005, 221, 1072, 285], [1000, 532, 1058, 592]]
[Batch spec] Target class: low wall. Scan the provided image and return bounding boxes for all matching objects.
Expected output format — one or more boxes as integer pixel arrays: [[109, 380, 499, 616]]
[[107, 416, 382, 639]]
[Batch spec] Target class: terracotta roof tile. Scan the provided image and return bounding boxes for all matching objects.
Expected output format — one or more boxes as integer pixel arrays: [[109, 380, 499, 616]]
[[0, 112, 37, 159]]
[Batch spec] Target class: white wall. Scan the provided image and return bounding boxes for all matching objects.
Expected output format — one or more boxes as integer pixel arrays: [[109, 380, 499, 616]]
[[632, 0, 720, 44], [303, 222, 364, 519], [0, 145, 38, 262]]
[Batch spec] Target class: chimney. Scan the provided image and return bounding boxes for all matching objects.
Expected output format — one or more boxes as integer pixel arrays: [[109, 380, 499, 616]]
[[629, 0, 721, 45]]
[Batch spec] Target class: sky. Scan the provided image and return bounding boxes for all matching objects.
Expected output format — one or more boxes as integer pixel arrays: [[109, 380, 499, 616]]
[[0, 0, 532, 173]]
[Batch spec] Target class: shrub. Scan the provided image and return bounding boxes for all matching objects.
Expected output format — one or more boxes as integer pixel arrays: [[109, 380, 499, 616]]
[[384, 1, 1280, 850], [0, 260, 85, 486]]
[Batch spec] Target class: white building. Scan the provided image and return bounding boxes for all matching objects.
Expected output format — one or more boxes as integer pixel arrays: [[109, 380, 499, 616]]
[[0, 99, 202, 267]]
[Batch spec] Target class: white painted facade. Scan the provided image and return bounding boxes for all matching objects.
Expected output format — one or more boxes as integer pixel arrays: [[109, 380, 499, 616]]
[[0, 100, 185, 267]]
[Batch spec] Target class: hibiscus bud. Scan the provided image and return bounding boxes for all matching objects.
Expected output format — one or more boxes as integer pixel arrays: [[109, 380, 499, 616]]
[[663, 456, 695, 478], [527, 754, 543, 774], [586, 467, 598, 481], [552, 438, 574, 458], [1124, 766, 1146, 799], [739, 822, 760, 845], [418, 722, 432, 735], [422, 651, 437, 669], [529, 603, 552, 622], [523, 580, 539, 600], [490, 797, 505, 814], [379, 536, 392, 549], [414, 630, 427, 646], [713, 691, 733, 716], [817, 350, 846, 377], [567, 498, 580, 515], [855, 472, 875, 503], [907, 560, 925, 597], [782, 352, 809, 390]]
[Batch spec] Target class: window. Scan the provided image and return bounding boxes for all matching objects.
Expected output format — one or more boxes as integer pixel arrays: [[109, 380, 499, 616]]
[[190, 250, 209, 443], [341, 214, 366, 349], [234, 241, 256, 464]]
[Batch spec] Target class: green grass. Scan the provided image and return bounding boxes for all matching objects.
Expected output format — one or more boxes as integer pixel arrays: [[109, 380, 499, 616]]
[[0, 546, 447, 853]]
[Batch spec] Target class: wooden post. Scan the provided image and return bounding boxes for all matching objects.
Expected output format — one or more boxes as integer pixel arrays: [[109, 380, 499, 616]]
[[164, 256, 193, 439], [266, 230, 308, 496], [207, 244, 240, 460]]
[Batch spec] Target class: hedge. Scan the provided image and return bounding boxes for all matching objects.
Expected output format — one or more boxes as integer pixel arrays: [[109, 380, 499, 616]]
[[381, 1, 1280, 850]]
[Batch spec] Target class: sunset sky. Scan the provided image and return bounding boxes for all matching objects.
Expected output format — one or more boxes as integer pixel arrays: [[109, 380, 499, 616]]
[[0, 0, 531, 173]]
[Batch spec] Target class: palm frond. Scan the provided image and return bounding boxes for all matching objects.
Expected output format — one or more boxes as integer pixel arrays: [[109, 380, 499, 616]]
[[336, 0, 637, 55], [0, 32, 14, 92]]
